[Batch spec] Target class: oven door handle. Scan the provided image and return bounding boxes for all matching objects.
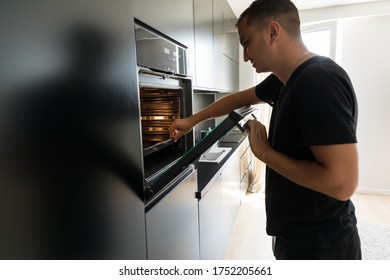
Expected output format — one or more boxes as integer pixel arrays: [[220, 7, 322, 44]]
[[145, 164, 196, 212], [143, 139, 173, 157]]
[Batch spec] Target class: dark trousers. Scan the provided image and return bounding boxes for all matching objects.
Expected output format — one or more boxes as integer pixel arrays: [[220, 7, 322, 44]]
[[273, 231, 362, 260]]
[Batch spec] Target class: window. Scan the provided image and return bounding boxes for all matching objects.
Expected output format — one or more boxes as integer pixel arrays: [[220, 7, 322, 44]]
[[302, 28, 331, 57], [301, 21, 341, 62]]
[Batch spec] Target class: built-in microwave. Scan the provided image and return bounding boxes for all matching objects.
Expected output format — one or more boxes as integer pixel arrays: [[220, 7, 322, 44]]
[[134, 19, 187, 76]]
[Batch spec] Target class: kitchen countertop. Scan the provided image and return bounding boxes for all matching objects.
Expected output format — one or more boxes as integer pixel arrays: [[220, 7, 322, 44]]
[[195, 129, 247, 199]]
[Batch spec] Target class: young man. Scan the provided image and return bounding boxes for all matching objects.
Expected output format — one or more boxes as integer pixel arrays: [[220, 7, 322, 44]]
[[169, 0, 361, 259]]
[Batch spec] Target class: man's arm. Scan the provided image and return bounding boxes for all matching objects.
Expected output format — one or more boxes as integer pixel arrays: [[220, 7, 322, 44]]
[[168, 86, 260, 142], [245, 120, 358, 201]]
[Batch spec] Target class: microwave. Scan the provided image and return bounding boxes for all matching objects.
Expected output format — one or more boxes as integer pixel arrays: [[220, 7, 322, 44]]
[[134, 19, 187, 76]]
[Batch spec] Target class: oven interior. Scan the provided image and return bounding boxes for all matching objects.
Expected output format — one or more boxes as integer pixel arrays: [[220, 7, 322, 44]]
[[139, 75, 193, 181], [141, 87, 181, 149]]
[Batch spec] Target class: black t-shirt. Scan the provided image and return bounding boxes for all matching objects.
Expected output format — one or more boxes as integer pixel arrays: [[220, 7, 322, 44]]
[[256, 56, 358, 248]]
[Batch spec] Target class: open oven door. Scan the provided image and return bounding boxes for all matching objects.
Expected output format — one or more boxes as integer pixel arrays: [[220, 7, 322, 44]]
[[144, 109, 254, 205]]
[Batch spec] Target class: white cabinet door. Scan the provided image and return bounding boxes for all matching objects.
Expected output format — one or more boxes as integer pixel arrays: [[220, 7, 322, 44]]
[[199, 173, 226, 259], [194, 0, 214, 89], [199, 149, 241, 259], [146, 166, 199, 260]]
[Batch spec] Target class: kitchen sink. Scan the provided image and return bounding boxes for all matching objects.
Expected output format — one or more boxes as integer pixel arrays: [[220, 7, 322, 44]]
[[198, 146, 232, 164]]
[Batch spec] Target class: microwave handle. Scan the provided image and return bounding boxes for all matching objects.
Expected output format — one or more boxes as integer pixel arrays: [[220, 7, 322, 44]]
[[138, 67, 189, 81], [138, 67, 173, 79]]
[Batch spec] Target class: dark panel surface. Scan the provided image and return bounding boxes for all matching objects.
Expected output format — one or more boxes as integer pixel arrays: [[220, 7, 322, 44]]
[[0, 0, 146, 259]]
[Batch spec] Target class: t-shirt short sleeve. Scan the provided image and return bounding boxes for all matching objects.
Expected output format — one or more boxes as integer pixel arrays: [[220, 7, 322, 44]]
[[298, 69, 358, 146], [255, 74, 284, 106]]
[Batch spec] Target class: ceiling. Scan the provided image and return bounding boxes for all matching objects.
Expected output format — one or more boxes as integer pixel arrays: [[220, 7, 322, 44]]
[[227, 0, 384, 17]]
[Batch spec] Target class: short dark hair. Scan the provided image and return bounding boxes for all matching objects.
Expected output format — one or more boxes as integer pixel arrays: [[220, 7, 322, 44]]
[[236, 0, 301, 38]]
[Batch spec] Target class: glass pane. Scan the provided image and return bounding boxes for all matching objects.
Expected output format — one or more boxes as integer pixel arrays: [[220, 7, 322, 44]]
[[302, 28, 331, 57]]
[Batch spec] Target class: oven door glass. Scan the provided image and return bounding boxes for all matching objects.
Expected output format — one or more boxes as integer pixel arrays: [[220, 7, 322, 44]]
[[144, 111, 245, 202]]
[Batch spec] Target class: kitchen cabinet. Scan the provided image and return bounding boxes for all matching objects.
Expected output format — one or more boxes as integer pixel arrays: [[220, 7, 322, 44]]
[[239, 138, 253, 204], [145, 166, 199, 259], [213, 0, 224, 91], [223, 19, 240, 64], [198, 143, 241, 259], [222, 6, 239, 92], [194, 0, 214, 89], [199, 173, 225, 259], [223, 56, 239, 93], [220, 142, 241, 224], [194, 0, 239, 92]]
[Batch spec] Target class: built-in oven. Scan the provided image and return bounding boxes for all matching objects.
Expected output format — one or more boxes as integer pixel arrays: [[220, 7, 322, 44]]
[[139, 69, 194, 184], [134, 19, 194, 204]]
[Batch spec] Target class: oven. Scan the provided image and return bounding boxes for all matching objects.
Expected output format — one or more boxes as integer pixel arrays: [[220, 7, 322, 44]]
[[139, 70, 194, 183], [135, 19, 194, 204]]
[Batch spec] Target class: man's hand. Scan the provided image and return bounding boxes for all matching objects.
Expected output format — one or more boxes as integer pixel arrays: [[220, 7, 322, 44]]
[[244, 119, 358, 201], [244, 119, 272, 161], [168, 118, 193, 142]]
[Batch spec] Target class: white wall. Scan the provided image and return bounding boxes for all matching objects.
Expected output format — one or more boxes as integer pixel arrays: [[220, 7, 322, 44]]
[[340, 15, 390, 195]]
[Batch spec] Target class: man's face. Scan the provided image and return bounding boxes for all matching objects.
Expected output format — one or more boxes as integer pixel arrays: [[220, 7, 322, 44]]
[[237, 16, 270, 73]]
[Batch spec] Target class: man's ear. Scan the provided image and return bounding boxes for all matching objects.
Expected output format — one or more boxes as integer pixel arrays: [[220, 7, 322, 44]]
[[268, 21, 280, 41]]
